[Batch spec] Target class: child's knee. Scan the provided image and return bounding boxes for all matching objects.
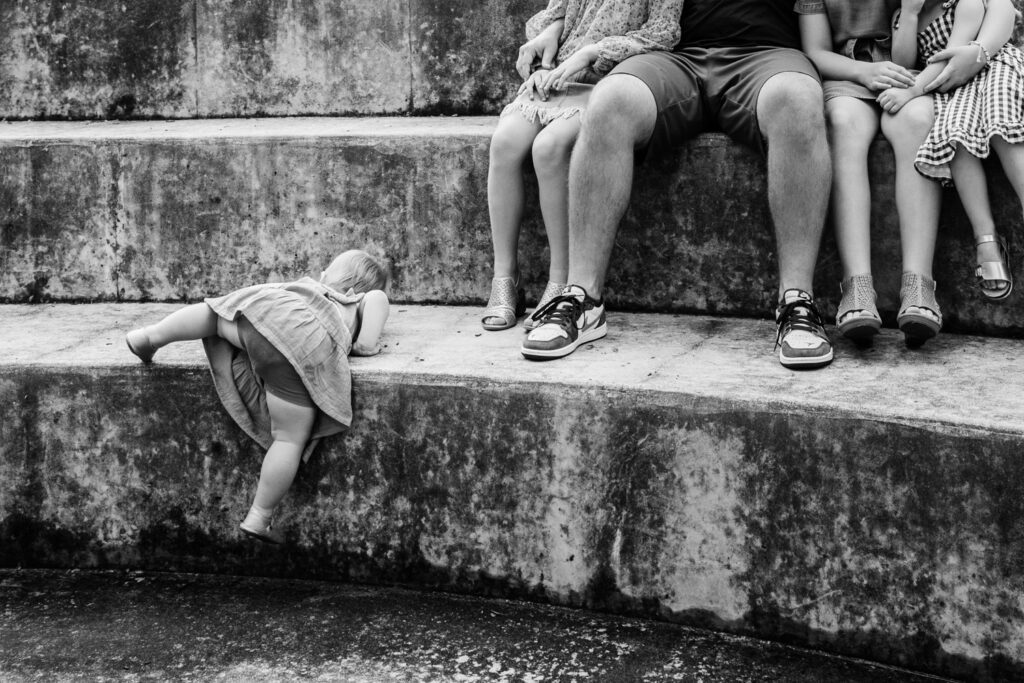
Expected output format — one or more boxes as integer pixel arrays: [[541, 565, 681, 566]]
[[531, 128, 574, 171]]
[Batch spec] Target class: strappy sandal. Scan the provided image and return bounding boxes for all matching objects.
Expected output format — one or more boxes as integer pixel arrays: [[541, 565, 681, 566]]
[[481, 275, 525, 331], [523, 281, 566, 330], [897, 272, 942, 348], [975, 234, 1013, 301], [836, 274, 881, 345]]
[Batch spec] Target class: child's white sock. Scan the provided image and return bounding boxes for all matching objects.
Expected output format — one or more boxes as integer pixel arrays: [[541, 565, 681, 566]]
[[241, 504, 274, 532]]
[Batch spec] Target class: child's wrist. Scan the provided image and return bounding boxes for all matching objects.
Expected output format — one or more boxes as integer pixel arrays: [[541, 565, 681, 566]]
[[968, 40, 991, 65]]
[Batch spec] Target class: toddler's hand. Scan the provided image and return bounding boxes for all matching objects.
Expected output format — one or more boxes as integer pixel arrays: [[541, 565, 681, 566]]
[[863, 61, 917, 91], [876, 86, 917, 113]]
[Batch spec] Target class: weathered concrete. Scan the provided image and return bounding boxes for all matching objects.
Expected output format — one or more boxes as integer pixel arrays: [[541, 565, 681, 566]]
[[0, 0, 529, 119], [0, 569, 951, 682], [1, 303, 1023, 681], [1, 118, 1023, 337]]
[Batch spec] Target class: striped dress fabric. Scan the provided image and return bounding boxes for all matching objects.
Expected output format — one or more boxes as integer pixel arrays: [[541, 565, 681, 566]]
[[913, 0, 1024, 181]]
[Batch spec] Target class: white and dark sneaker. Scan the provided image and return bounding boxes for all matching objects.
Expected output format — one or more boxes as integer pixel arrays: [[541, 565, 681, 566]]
[[521, 284, 607, 360], [775, 289, 833, 369]]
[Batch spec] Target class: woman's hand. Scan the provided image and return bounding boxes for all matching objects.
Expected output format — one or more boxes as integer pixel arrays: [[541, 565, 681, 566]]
[[924, 44, 986, 92], [861, 61, 917, 91], [539, 45, 598, 93], [516, 24, 562, 79], [518, 69, 553, 101]]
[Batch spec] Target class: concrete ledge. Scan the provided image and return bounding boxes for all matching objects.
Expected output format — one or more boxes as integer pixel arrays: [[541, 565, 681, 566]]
[[1, 303, 1023, 681], [0, 0, 527, 119], [1, 118, 1023, 337]]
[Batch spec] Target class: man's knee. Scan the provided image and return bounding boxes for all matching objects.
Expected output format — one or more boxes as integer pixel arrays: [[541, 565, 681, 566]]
[[582, 74, 657, 145], [759, 74, 826, 144]]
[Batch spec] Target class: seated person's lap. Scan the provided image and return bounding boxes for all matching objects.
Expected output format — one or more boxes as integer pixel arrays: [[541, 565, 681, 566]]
[[611, 46, 819, 156], [236, 316, 314, 408]]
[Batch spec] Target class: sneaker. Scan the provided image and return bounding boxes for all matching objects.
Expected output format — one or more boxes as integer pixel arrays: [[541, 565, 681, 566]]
[[521, 284, 607, 360], [775, 289, 833, 369]]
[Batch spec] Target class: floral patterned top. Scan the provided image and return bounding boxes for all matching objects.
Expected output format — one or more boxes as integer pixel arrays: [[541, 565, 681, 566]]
[[525, 0, 684, 76]]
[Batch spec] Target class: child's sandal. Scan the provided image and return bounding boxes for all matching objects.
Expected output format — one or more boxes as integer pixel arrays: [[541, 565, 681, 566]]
[[523, 281, 566, 330], [481, 275, 526, 331], [836, 274, 881, 345], [975, 234, 1013, 301], [897, 272, 942, 349]]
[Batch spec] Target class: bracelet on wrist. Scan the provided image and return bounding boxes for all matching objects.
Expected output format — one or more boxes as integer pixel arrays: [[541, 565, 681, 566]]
[[968, 40, 991, 65]]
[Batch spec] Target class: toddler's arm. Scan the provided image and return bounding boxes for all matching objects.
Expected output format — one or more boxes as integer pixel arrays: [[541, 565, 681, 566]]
[[350, 289, 390, 357], [925, 0, 1019, 92], [798, 12, 915, 91], [880, 0, 986, 112]]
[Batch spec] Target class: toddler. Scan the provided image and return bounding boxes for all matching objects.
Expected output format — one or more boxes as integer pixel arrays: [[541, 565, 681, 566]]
[[125, 249, 390, 544], [482, 0, 682, 331], [880, 0, 1022, 304]]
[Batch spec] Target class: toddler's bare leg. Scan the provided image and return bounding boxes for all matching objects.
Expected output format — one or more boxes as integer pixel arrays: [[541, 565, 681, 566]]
[[126, 303, 219, 362], [240, 391, 316, 544]]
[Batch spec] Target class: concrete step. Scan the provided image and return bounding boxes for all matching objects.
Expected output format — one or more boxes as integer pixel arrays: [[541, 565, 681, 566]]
[[1, 302, 1023, 681], [0, 0, 527, 119], [0, 568, 953, 682], [2, 118, 1023, 337]]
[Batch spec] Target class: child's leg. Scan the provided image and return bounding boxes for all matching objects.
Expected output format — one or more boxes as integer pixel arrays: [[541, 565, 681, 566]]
[[827, 97, 879, 279], [126, 303, 219, 362], [950, 149, 1009, 289], [240, 391, 316, 544], [488, 113, 544, 279], [991, 135, 1024, 211], [882, 97, 942, 279], [531, 115, 583, 285]]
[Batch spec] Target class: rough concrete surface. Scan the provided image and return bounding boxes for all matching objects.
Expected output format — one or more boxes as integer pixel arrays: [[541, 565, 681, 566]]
[[1, 118, 1023, 337], [1, 303, 1023, 681], [0, 569, 955, 682], [0, 0, 528, 119]]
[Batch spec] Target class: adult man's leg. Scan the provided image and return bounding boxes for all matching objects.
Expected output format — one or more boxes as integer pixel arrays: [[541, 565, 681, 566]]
[[756, 72, 834, 368], [521, 74, 658, 360]]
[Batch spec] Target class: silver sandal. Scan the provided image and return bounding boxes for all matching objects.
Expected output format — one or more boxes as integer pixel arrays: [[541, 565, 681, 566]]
[[481, 275, 525, 331], [975, 234, 1013, 301], [836, 274, 881, 344], [897, 272, 942, 348], [523, 281, 566, 330]]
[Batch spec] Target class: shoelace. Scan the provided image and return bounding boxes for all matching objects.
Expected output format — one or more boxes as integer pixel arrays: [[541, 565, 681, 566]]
[[775, 300, 826, 348], [531, 294, 585, 330]]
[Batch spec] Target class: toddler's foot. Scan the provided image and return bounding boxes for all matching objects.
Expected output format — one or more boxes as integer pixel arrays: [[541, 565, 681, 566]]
[[239, 506, 285, 544], [125, 328, 157, 363]]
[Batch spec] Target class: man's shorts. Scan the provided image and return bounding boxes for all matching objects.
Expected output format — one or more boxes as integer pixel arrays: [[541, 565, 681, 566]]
[[236, 316, 314, 408], [610, 46, 820, 158]]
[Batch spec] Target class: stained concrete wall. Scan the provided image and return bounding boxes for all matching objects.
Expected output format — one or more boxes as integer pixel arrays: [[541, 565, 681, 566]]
[[1, 119, 1023, 337], [0, 0, 530, 119], [2, 363, 1023, 682]]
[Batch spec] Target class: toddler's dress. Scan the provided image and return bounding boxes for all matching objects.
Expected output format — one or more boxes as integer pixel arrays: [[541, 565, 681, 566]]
[[906, 0, 1024, 180], [203, 277, 361, 461], [502, 0, 682, 124]]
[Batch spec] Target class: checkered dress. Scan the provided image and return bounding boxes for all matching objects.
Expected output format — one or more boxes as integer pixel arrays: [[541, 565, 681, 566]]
[[914, 0, 1024, 181]]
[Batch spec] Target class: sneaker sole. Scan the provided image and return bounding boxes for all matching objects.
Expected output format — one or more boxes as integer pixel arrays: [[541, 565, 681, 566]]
[[521, 323, 608, 360], [778, 348, 834, 370]]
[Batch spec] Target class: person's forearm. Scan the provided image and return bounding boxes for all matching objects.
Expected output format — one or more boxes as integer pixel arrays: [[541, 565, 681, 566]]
[[805, 49, 877, 85], [891, 11, 922, 66], [911, 61, 946, 93], [975, 0, 1016, 57]]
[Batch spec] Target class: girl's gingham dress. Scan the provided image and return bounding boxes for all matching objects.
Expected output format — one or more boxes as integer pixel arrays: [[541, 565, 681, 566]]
[[910, 0, 1024, 181]]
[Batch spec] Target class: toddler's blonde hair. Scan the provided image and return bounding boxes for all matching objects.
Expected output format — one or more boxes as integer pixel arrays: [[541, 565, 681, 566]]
[[320, 249, 388, 293]]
